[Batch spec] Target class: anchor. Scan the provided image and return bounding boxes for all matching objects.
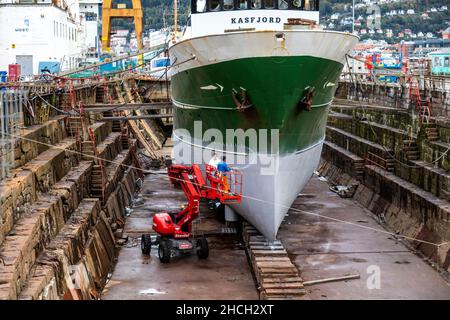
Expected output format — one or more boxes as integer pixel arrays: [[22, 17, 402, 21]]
[[231, 88, 252, 112], [297, 86, 316, 112]]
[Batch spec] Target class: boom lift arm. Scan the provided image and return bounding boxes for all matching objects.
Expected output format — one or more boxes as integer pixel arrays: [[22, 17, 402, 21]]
[[142, 164, 242, 263]]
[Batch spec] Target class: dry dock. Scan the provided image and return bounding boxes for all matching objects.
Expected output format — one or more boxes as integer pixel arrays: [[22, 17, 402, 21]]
[[1, 75, 449, 300], [101, 172, 258, 300], [280, 174, 450, 299], [101, 167, 450, 300]]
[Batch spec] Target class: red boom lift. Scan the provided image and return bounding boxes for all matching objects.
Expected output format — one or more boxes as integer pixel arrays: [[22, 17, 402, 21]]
[[141, 164, 242, 263]]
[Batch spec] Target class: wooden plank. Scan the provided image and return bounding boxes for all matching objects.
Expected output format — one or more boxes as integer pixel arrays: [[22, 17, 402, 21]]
[[114, 85, 157, 158], [249, 235, 266, 241], [259, 267, 298, 274], [264, 288, 306, 295], [250, 245, 285, 250], [262, 276, 303, 283], [262, 282, 304, 289], [264, 296, 305, 300], [256, 261, 295, 269], [252, 249, 287, 256], [262, 277, 303, 283], [122, 82, 164, 149], [242, 222, 307, 300], [254, 257, 292, 262], [248, 241, 270, 245], [249, 240, 282, 245]]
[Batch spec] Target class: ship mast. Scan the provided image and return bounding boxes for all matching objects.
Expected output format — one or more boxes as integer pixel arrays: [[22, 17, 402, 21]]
[[174, 0, 178, 36]]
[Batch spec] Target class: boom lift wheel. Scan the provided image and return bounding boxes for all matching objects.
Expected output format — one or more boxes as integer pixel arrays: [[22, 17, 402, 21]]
[[197, 237, 209, 259], [158, 238, 171, 263], [141, 234, 152, 255]]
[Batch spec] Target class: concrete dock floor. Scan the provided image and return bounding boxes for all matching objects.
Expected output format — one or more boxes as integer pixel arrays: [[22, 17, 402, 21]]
[[102, 170, 450, 300], [279, 174, 450, 300], [101, 173, 258, 300]]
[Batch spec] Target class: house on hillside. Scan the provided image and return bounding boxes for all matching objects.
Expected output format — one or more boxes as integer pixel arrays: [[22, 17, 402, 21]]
[[443, 27, 450, 40]]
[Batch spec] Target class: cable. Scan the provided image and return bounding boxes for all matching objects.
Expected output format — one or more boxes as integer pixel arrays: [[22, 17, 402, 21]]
[[2, 130, 449, 249], [34, 91, 69, 115]]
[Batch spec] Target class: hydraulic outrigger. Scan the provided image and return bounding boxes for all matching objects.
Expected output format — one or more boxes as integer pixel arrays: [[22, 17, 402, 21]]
[[141, 164, 242, 263]]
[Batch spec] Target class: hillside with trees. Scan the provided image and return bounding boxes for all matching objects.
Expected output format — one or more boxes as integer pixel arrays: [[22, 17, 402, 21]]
[[320, 0, 449, 43]]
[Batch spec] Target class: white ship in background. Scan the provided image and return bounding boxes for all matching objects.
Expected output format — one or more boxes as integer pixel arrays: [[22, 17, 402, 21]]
[[0, 0, 100, 75]]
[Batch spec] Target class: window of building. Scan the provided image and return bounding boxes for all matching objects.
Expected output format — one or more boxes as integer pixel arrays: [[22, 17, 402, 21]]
[[434, 57, 440, 67], [237, 0, 247, 9], [304, 0, 311, 10], [278, 0, 288, 9], [209, 0, 220, 11], [192, 0, 318, 12], [85, 12, 98, 21], [223, 0, 234, 10], [263, 0, 275, 8], [251, 0, 261, 9], [196, 0, 207, 12], [291, 0, 302, 9]]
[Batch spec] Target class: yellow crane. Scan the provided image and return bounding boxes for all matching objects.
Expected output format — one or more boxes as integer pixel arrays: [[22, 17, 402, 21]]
[[101, 0, 143, 53]]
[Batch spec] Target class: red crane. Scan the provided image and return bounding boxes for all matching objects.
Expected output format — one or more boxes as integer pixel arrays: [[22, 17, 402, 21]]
[[141, 164, 242, 263]]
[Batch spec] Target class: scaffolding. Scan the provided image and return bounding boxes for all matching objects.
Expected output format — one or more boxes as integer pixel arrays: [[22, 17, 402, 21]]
[[0, 91, 23, 180]]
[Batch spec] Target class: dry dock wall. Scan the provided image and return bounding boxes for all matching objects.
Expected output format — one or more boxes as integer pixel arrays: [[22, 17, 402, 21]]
[[322, 102, 450, 273], [336, 80, 450, 117], [0, 110, 140, 299]]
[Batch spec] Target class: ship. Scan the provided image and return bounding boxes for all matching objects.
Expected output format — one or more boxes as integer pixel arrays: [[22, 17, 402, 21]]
[[168, 0, 358, 241], [0, 0, 100, 76]]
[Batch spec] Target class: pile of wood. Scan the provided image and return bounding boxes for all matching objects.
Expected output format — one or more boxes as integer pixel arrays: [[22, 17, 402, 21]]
[[242, 222, 307, 300]]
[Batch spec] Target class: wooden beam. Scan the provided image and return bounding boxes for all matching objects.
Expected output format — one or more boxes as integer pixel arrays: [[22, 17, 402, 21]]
[[101, 114, 172, 120], [114, 85, 157, 158], [303, 274, 360, 286], [123, 81, 165, 149]]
